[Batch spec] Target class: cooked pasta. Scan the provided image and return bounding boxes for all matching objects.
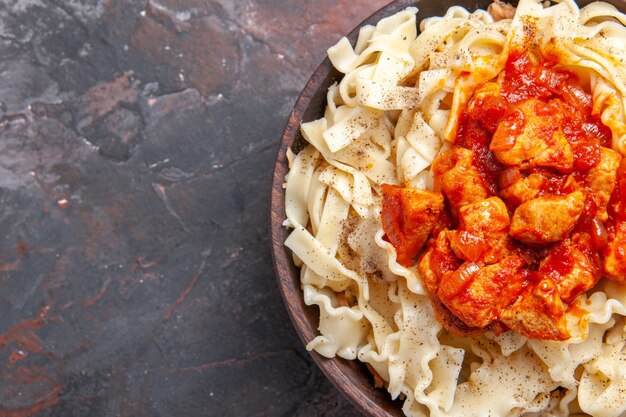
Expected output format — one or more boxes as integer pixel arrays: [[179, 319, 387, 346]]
[[283, 0, 626, 416]]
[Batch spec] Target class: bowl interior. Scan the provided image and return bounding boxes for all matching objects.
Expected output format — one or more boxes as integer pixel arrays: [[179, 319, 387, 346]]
[[269, 0, 626, 415]]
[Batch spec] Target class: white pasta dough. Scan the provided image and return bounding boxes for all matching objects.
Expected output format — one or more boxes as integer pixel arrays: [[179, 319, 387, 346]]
[[282, 0, 626, 416]]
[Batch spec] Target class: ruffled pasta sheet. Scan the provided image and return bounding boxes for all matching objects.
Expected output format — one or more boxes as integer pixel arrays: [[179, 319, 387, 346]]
[[284, 144, 370, 358], [321, 6, 464, 189], [358, 281, 459, 417], [578, 317, 626, 417], [576, 285, 626, 417]]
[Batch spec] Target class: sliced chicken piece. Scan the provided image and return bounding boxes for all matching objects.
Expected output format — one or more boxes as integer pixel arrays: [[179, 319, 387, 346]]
[[490, 98, 574, 173], [381, 184, 445, 267], [430, 205, 454, 242], [500, 172, 545, 205], [418, 249, 439, 295], [458, 197, 510, 236], [510, 190, 585, 244], [603, 221, 626, 284], [448, 197, 511, 263], [448, 231, 504, 265], [466, 81, 507, 132], [500, 169, 579, 206], [437, 255, 527, 328], [418, 230, 460, 294], [585, 147, 622, 221], [609, 158, 626, 219], [433, 148, 490, 210], [500, 279, 570, 341], [429, 296, 485, 337], [539, 233, 600, 302]]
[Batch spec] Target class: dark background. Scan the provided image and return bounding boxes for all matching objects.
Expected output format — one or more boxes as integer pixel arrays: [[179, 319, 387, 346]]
[[0, 0, 392, 416]]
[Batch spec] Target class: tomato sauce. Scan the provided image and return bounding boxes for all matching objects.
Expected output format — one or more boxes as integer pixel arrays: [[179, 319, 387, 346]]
[[381, 50, 625, 340], [455, 52, 613, 256], [458, 52, 610, 188], [456, 115, 504, 194]]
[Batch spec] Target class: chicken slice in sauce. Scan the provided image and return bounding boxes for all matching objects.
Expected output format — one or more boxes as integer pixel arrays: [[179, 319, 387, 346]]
[[418, 231, 460, 294], [585, 147, 622, 222], [539, 233, 600, 303], [466, 81, 507, 133], [499, 172, 545, 205], [381, 184, 444, 267], [437, 255, 527, 328], [433, 148, 491, 210], [499, 171, 578, 205], [500, 279, 570, 340], [609, 159, 626, 220], [510, 190, 585, 244], [448, 197, 511, 263], [603, 221, 626, 284], [429, 296, 485, 336], [490, 98, 574, 173]]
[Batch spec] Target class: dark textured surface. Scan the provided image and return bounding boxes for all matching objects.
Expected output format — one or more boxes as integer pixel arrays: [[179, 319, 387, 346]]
[[0, 0, 390, 416]]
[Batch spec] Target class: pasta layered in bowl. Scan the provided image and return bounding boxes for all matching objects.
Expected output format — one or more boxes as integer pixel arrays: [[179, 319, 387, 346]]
[[273, 0, 626, 415]]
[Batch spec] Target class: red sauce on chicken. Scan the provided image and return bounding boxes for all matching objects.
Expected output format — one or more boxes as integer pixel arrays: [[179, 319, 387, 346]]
[[382, 51, 625, 340]]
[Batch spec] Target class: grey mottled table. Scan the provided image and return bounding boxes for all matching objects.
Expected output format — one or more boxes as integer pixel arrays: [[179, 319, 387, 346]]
[[0, 0, 391, 415]]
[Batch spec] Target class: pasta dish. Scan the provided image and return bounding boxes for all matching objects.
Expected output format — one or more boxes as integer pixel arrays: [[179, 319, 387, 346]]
[[282, 0, 626, 415]]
